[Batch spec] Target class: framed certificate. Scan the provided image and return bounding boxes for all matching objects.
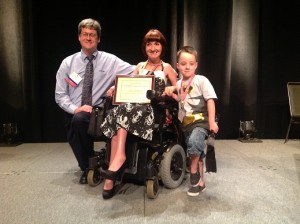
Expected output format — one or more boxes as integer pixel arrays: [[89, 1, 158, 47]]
[[113, 75, 155, 105]]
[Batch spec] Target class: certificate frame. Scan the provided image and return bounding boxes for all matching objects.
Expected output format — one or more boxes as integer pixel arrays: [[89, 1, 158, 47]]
[[113, 75, 155, 105]]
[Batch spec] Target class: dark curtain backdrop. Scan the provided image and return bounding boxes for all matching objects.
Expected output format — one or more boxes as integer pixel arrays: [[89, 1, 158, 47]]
[[0, 0, 299, 142]]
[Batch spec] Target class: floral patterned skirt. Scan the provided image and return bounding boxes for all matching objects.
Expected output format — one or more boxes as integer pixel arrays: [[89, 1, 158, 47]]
[[100, 103, 154, 141]]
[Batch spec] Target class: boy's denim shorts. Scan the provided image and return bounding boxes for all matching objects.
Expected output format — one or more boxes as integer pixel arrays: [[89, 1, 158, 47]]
[[185, 127, 208, 158]]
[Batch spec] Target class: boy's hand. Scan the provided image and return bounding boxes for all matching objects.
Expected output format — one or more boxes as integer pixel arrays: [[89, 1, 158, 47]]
[[164, 86, 176, 96], [209, 122, 219, 134]]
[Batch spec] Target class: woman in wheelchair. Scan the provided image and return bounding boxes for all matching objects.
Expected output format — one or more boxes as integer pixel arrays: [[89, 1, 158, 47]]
[[99, 29, 178, 199]]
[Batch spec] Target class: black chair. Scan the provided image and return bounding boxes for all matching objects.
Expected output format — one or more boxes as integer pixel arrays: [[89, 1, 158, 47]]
[[284, 82, 300, 143]]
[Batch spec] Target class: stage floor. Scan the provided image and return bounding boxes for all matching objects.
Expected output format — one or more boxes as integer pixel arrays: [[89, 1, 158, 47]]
[[1, 140, 299, 224]]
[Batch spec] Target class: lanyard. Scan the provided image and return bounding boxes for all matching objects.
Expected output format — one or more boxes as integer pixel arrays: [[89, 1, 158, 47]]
[[180, 75, 195, 103]]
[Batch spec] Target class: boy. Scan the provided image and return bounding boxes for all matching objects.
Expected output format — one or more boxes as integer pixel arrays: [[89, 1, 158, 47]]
[[165, 46, 219, 196]]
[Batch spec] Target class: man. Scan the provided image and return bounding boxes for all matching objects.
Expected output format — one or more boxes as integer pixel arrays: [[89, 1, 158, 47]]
[[55, 18, 135, 184]]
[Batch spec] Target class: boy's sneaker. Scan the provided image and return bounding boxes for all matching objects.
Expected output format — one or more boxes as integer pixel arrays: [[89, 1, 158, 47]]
[[187, 186, 200, 196], [187, 184, 206, 197], [199, 185, 206, 192], [190, 172, 200, 186]]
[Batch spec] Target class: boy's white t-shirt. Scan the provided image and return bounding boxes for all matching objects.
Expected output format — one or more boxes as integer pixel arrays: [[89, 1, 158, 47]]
[[176, 75, 217, 129]]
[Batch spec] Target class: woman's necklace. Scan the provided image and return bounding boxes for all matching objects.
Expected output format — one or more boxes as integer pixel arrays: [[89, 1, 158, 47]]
[[147, 59, 162, 66], [141, 60, 162, 75]]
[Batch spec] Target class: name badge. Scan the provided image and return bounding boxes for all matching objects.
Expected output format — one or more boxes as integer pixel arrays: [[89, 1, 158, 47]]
[[66, 72, 82, 87]]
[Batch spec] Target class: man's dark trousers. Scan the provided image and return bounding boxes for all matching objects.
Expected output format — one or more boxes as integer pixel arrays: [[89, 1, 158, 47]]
[[66, 111, 94, 171]]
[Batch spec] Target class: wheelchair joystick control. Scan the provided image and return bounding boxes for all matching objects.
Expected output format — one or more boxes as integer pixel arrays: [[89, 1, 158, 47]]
[[146, 90, 157, 99]]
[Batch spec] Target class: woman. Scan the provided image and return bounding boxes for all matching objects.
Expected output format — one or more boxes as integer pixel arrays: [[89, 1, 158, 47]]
[[100, 29, 178, 199]]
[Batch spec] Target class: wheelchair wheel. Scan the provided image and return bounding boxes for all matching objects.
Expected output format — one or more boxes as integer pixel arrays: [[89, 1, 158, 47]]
[[146, 177, 159, 199], [87, 169, 101, 187], [160, 144, 186, 189]]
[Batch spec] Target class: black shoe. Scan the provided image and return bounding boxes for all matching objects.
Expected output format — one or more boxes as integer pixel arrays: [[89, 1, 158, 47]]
[[100, 168, 119, 181], [79, 169, 88, 184], [190, 172, 200, 187], [102, 186, 116, 200], [100, 163, 126, 181]]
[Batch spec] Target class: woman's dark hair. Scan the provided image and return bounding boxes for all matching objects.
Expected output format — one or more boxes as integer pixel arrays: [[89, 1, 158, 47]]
[[141, 29, 167, 58]]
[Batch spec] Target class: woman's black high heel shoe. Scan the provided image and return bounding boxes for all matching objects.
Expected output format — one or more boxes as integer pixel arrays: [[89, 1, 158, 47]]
[[102, 182, 116, 200], [100, 168, 117, 200], [100, 164, 126, 200], [100, 169, 119, 181], [100, 162, 127, 181]]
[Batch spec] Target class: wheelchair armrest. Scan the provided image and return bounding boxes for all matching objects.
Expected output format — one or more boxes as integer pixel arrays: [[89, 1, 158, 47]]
[[146, 90, 177, 104], [146, 90, 178, 113]]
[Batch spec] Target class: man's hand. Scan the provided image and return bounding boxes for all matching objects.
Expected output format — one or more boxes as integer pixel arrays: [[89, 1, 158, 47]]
[[74, 105, 93, 114], [106, 86, 115, 97]]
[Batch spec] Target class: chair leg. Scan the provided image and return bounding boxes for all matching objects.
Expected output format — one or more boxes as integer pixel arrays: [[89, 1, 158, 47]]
[[284, 119, 292, 143]]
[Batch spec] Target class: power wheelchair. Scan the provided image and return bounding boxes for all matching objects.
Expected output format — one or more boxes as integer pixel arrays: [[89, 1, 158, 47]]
[[87, 91, 187, 199]]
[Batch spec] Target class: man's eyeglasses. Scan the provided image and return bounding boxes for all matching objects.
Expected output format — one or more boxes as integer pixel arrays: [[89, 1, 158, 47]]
[[80, 32, 97, 38]]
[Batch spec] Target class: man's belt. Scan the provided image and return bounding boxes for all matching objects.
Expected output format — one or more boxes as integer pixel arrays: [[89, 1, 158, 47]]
[[182, 113, 205, 127]]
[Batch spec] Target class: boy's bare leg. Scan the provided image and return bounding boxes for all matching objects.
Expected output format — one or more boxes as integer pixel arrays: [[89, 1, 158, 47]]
[[190, 155, 200, 174], [198, 158, 205, 187], [187, 155, 204, 196], [189, 154, 201, 187]]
